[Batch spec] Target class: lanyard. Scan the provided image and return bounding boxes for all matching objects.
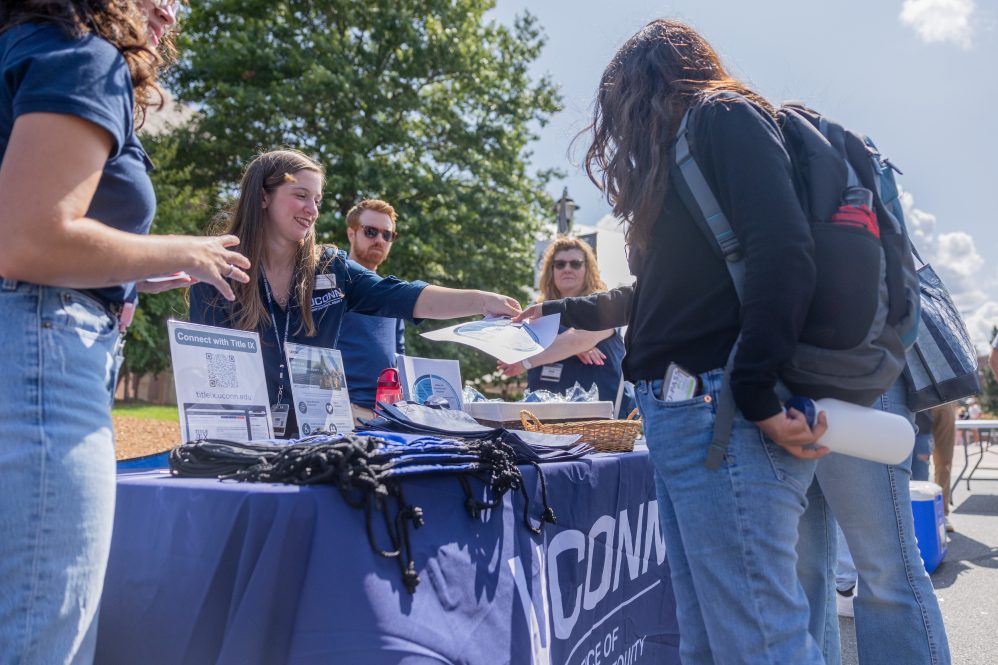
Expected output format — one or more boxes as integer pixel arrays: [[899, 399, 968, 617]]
[[261, 269, 292, 405]]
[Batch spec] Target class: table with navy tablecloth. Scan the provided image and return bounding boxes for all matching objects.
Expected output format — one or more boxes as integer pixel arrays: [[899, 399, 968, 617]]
[[95, 450, 680, 665]]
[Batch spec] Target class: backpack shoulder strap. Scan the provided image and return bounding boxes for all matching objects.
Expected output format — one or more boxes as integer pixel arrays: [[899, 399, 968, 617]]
[[672, 99, 746, 301], [670, 94, 749, 470]]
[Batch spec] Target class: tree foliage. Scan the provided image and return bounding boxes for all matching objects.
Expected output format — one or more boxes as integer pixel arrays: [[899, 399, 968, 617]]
[[161, 0, 561, 381], [121, 131, 220, 390]]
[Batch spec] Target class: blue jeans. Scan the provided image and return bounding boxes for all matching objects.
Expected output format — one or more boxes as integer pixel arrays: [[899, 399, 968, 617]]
[[0, 282, 121, 665], [912, 430, 933, 482], [797, 380, 951, 665], [636, 369, 822, 664]]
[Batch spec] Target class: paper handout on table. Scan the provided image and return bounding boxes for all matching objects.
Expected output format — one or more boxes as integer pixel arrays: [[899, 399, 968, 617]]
[[168, 320, 273, 444], [397, 355, 464, 410], [283, 342, 354, 435], [420, 313, 560, 364]]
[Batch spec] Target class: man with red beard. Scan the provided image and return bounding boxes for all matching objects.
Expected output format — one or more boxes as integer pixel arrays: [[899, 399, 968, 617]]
[[338, 199, 406, 423]]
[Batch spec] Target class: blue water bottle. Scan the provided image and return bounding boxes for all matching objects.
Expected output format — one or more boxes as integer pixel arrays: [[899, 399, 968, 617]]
[[785, 395, 817, 429]]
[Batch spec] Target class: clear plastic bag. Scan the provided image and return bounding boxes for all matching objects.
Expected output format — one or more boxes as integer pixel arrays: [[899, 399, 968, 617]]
[[522, 382, 599, 403]]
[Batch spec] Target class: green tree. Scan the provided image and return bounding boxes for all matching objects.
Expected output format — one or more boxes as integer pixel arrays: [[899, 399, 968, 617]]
[[119, 131, 221, 396], [979, 326, 998, 415], [166, 0, 562, 382]]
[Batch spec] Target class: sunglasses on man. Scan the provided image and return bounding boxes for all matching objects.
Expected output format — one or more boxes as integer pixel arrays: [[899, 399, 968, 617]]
[[361, 225, 398, 243], [553, 259, 584, 270]]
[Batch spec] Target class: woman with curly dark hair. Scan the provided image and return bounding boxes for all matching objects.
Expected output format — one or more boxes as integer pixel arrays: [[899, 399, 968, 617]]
[[0, 1, 250, 661], [516, 20, 830, 662]]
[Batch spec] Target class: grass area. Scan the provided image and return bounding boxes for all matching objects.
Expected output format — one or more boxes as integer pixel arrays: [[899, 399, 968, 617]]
[[112, 400, 179, 422]]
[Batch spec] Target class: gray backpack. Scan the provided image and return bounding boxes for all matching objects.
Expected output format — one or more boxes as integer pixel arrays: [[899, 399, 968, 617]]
[[671, 94, 920, 469]]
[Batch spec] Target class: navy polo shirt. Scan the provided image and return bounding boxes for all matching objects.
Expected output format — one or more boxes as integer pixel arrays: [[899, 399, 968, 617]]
[[189, 248, 427, 436], [0, 23, 156, 305], [338, 312, 406, 410], [527, 327, 626, 404]]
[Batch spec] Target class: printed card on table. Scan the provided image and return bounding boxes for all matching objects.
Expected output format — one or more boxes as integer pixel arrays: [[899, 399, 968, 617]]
[[168, 320, 273, 444], [283, 342, 354, 435]]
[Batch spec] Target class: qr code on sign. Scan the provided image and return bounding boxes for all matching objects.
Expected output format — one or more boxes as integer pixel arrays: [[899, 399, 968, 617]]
[[206, 352, 237, 388]]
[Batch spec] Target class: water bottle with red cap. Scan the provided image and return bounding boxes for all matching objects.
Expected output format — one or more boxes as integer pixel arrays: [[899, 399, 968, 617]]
[[831, 186, 879, 238], [374, 368, 404, 411]]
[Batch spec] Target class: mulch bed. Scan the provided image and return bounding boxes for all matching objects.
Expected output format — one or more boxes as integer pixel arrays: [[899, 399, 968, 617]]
[[113, 415, 180, 461]]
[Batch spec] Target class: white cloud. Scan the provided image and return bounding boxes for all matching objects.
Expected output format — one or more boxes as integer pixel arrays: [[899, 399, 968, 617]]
[[899, 0, 976, 49], [934, 232, 985, 279], [963, 301, 998, 353], [901, 188, 997, 352]]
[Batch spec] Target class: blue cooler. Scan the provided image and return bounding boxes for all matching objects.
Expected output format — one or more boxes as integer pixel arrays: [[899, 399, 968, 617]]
[[910, 481, 947, 573]]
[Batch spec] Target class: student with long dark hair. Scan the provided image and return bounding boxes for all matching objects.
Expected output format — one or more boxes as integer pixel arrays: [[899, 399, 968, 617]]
[[0, 1, 251, 661], [516, 20, 828, 662], [189, 149, 521, 437]]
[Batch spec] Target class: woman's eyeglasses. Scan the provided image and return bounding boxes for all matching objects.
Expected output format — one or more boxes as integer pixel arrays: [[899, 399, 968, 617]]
[[553, 259, 584, 270], [362, 225, 398, 243]]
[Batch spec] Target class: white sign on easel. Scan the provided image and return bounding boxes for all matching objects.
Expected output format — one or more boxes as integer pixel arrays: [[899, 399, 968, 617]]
[[168, 320, 273, 443], [283, 342, 354, 435], [397, 355, 464, 409]]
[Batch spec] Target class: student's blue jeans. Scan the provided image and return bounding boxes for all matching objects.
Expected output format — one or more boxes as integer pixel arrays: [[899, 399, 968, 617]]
[[797, 379, 951, 665], [912, 428, 934, 482], [0, 282, 121, 665], [636, 369, 823, 664]]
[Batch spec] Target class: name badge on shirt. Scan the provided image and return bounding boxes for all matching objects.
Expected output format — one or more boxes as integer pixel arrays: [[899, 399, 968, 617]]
[[272, 403, 290, 437], [540, 363, 563, 382], [314, 274, 336, 290]]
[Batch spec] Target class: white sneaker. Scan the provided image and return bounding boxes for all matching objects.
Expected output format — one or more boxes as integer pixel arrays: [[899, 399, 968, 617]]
[[944, 516, 955, 533], [836, 586, 855, 618]]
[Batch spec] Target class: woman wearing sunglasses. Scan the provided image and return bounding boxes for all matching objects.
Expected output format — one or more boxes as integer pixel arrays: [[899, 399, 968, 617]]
[[0, 0, 251, 662], [498, 237, 631, 416], [189, 149, 521, 438]]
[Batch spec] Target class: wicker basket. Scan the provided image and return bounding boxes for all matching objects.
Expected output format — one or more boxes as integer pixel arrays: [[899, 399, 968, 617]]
[[519, 408, 642, 453]]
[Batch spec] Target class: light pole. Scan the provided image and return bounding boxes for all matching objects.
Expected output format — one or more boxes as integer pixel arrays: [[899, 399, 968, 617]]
[[554, 187, 579, 235]]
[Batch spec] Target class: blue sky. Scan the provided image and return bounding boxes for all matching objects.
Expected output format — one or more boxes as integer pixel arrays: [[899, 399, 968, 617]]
[[490, 0, 998, 348]]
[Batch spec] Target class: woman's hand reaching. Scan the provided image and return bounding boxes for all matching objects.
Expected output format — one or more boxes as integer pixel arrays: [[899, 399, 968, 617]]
[[512, 303, 543, 324], [479, 292, 522, 318], [181, 235, 252, 301]]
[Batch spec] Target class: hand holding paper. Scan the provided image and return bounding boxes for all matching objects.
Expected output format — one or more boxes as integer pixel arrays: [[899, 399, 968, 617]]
[[421, 314, 560, 364]]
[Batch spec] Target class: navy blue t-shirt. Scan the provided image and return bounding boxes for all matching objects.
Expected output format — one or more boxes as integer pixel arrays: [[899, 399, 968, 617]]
[[0, 23, 156, 304], [189, 248, 427, 437], [527, 326, 626, 406], [338, 312, 406, 410]]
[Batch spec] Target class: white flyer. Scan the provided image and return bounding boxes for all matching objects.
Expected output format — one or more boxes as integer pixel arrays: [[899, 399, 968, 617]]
[[420, 313, 560, 364], [283, 342, 354, 435], [397, 355, 464, 409], [168, 320, 273, 443]]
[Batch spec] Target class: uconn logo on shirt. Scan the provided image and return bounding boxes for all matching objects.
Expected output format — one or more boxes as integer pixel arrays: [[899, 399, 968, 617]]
[[311, 273, 342, 311], [311, 289, 344, 312], [312, 275, 343, 312]]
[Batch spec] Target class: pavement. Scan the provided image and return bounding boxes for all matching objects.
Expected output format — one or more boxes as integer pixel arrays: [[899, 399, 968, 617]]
[[840, 446, 998, 665]]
